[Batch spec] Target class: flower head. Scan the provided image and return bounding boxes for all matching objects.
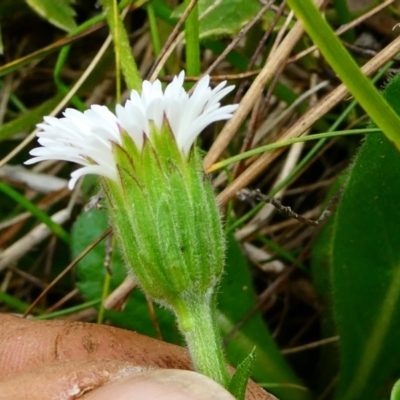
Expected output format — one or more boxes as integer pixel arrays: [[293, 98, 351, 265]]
[[24, 72, 241, 389], [25, 71, 237, 189]]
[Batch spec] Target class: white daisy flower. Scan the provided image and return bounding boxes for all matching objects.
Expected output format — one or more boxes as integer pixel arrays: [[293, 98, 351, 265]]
[[25, 71, 238, 189]]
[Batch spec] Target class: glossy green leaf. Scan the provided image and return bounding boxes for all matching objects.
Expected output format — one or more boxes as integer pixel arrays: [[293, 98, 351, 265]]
[[171, 0, 262, 40], [26, 0, 77, 32], [220, 234, 307, 400], [326, 73, 400, 400]]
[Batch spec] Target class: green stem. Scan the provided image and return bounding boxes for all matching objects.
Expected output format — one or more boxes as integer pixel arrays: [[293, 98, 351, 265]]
[[286, 0, 400, 150], [97, 271, 111, 324], [175, 294, 229, 388]]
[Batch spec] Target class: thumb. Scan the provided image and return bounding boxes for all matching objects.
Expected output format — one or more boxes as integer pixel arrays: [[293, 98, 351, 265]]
[[82, 369, 235, 400]]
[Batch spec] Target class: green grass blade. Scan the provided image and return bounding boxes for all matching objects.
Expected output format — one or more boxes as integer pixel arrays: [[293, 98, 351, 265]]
[[286, 0, 400, 150], [100, 0, 141, 92], [208, 128, 380, 172], [0, 290, 43, 315], [0, 181, 70, 244], [53, 15, 106, 111], [0, 93, 64, 142], [33, 299, 101, 320], [184, 0, 200, 78], [0, 27, 102, 78]]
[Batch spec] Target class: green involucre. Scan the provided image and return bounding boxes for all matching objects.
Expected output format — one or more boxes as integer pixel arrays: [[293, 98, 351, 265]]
[[103, 126, 225, 309]]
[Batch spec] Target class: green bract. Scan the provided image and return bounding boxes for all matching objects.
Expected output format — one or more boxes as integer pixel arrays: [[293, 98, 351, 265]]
[[104, 123, 225, 310]]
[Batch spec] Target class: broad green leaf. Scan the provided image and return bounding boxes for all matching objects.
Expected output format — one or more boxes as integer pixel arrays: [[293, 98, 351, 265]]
[[171, 0, 262, 40], [220, 234, 307, 400], [26, 0, 77, 32], [327, 73, 400, 400], [310, 179, 345, 394]]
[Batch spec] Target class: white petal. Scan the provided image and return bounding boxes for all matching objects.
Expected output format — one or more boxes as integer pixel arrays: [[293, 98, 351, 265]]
[[26, 70, 238, 189], [26, 106, 122, 187], [68, 165, 117, 189], [164, 71, 186, 98], [116, 103, 146, 149], [146, 98, 164, 129]]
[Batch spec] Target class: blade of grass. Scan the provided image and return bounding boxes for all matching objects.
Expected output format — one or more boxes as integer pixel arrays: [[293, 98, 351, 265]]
[[0, 28, 114, 169], [269, 60, 394, 196], [146, 2, 163, 70], [100, 0, 141, 92], [0, 93, 64, 142], [53, 1, 147, 109], [2, 89, 27, 113], [23, 227, 112, 317], [146, 2, 165, 77], [97, 271, 111, 324], [212, 35, 400, 207], [285, 0, 400, 150], [184, 0, 200, 78], [207, 128, 380, 172], [0, 290, 43, 315], [53, 14, 106, 111], [0, 181, 70, 244], [0, 24, 103, 78], [33, 299, 101, 320]]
